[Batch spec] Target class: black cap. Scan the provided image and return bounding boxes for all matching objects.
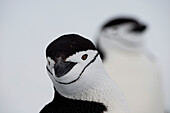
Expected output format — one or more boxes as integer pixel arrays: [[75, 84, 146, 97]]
[[102, 17, 147, 32], [46, 34, 96, 61]]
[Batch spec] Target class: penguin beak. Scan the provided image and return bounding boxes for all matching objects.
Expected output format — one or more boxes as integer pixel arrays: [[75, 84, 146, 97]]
[[131, 24, 146, 32], [54, 57, 77, 78]]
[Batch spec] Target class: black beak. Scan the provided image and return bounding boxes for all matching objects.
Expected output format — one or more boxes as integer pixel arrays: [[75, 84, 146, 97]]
[[54, 57, 77, 78], [131, 24, 146, 32]]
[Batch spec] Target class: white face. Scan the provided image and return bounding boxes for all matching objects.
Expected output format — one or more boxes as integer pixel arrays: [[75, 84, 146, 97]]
[[99, 23, 144, 50], [46, 50, 103, 96]]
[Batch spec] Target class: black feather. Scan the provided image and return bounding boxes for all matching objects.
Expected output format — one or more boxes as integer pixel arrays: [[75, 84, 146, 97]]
[[40, 88, 107, 113]]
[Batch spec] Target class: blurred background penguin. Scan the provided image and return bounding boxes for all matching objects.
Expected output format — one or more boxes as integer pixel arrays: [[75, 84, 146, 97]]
[[95, 16, 164, 113]]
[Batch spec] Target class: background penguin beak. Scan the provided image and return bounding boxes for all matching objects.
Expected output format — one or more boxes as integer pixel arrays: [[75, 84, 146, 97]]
[[54, 57, 77, 77], [131, 24, 146, 32]]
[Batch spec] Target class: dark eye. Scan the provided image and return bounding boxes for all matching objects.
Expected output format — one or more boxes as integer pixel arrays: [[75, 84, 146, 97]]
[[81, 54, 88, 60]]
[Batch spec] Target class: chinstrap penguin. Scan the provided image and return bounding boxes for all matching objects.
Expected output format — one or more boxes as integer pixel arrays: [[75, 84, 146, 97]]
[[40, 34, 129, 113], [96, 17, 164, 113]]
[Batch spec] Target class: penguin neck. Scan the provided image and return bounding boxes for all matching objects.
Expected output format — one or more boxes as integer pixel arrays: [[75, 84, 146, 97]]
[[104, 46, 142, 62], [111, 39, 145, 52], [99, 39, 146, 61], [116, 36, 146, 52], [98, 32, 146, 54], [107, 44, 144, 54]]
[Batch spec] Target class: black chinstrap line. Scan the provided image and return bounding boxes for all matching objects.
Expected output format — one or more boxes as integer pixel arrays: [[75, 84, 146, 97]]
[[46, 66, 53, 75], [55, 53, 99, 85]]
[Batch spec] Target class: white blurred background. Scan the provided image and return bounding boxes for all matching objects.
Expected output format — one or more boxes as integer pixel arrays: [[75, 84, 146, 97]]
[[0, 0, 170, 113]]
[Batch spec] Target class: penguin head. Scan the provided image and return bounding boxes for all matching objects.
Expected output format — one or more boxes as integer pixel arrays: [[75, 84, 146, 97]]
[[46, 34, 104, 96], [97, 17, 147, 58]]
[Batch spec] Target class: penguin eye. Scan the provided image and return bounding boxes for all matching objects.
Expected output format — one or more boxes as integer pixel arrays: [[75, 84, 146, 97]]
[[81, 54, 88, 60]]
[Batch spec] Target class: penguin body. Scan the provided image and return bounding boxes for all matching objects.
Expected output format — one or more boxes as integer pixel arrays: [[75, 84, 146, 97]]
[[96, 17, 164, 113], [40, 34, 129, 113]]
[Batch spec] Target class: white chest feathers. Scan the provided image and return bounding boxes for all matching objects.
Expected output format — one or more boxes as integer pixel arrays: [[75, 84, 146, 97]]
[[69, 79, 129, 113], [103, 49, 164, 113]]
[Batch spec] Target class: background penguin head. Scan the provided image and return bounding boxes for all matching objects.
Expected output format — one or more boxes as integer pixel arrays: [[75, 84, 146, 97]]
[[46, 34, 103, 96], [96, 17, 147, 60]]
